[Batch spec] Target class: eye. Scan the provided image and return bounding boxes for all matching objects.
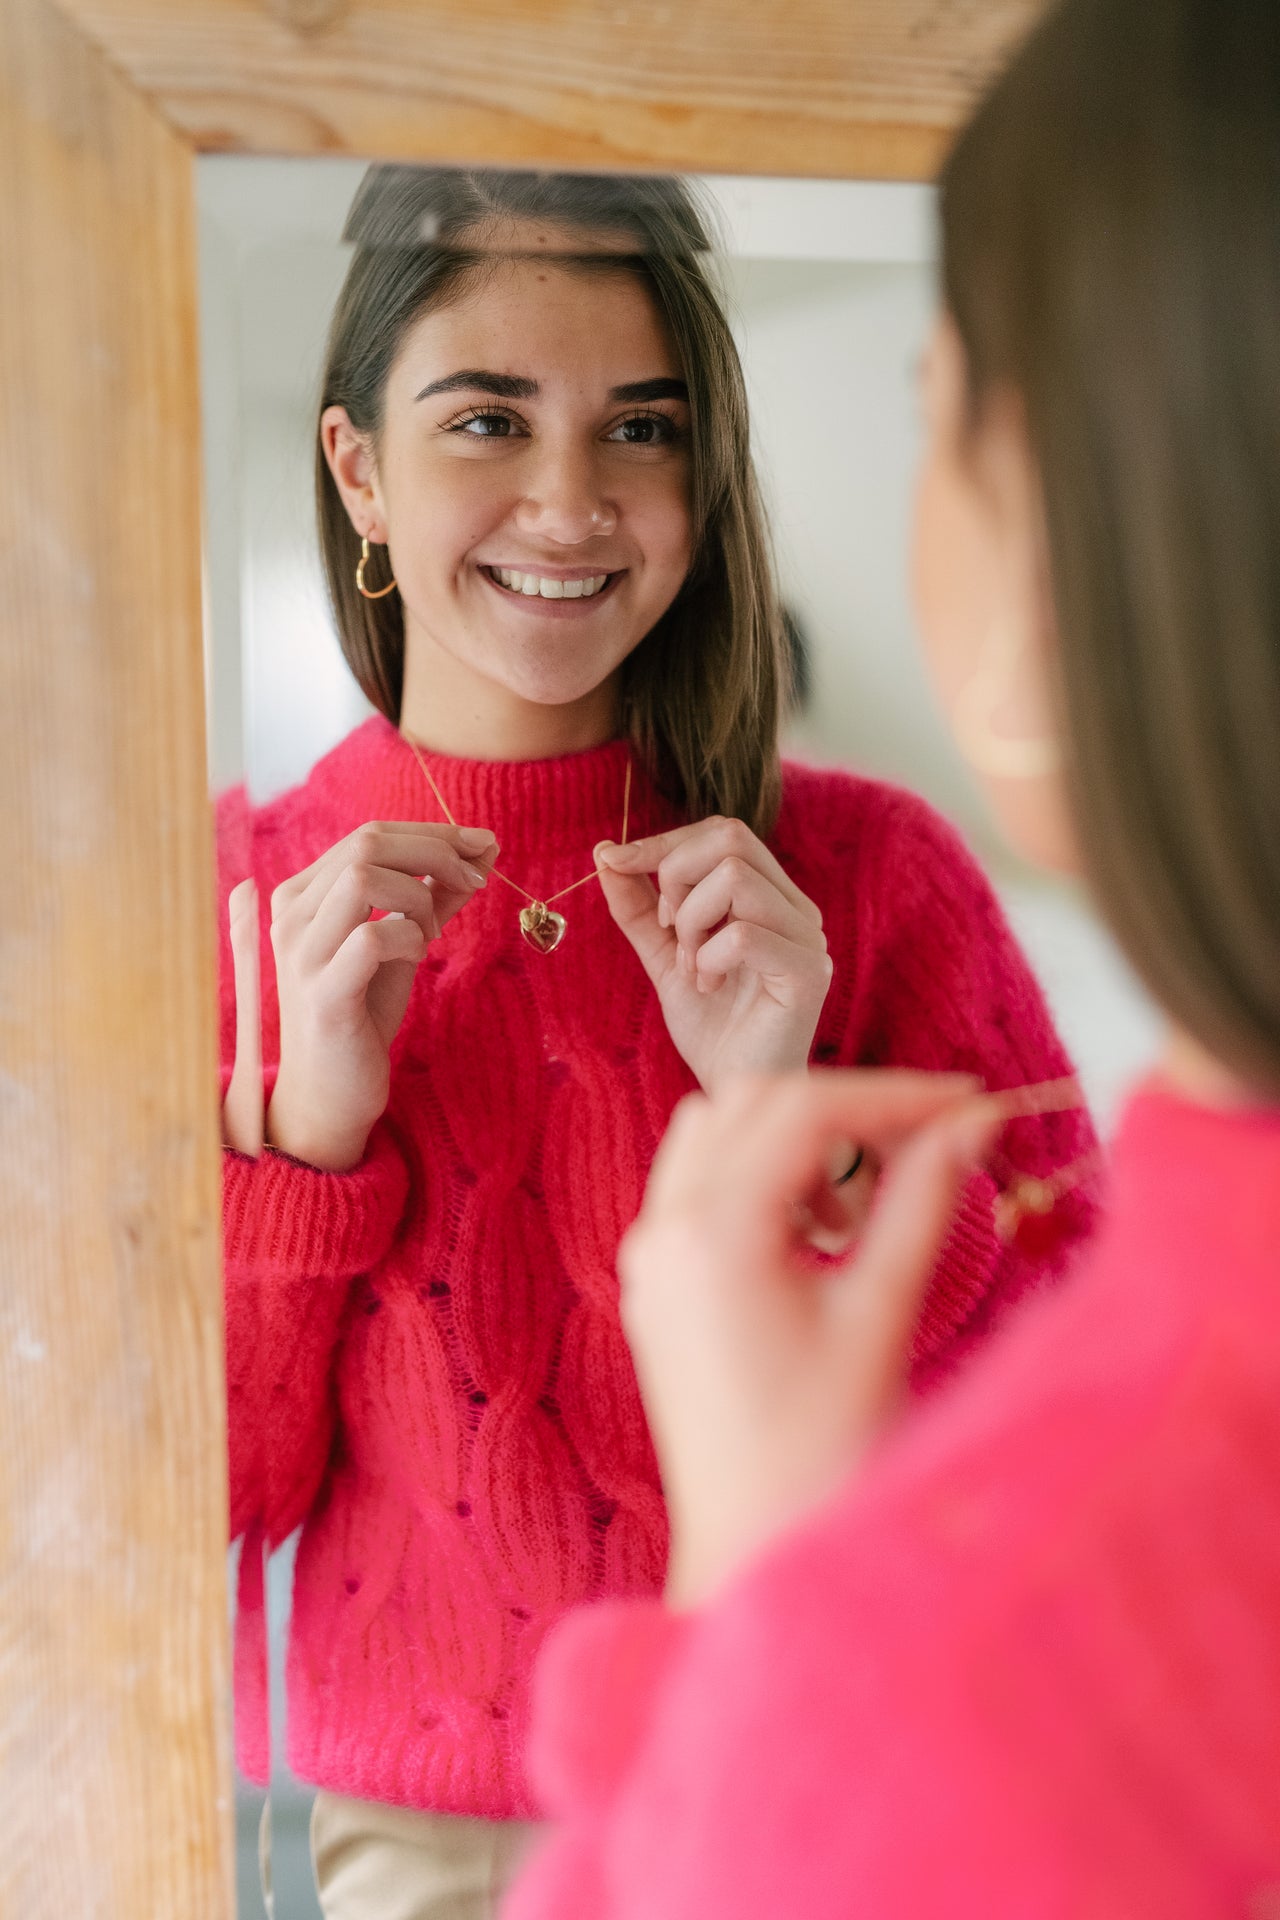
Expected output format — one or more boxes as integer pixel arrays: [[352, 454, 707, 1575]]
[[607, 410, 680, 446], [447, 407, 526, 439]]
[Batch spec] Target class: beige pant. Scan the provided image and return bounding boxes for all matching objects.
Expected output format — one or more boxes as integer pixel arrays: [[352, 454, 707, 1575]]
[[308, 1789, 540, 1920]]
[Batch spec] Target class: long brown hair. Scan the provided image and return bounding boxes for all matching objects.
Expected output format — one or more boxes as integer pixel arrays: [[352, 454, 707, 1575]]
[[316, 167, 785, 835], [942, 0, 1280, 1093]]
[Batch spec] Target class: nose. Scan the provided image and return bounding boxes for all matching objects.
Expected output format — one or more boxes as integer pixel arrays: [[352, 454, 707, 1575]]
[[513, 441, 618, 545]]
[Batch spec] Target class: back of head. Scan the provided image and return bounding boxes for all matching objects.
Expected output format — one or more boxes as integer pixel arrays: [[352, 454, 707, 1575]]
[[941, 0, 1280, 1095]]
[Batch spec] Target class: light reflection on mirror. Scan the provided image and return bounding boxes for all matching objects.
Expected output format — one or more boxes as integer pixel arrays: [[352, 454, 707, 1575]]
[[198, 158, 1161, 1919]]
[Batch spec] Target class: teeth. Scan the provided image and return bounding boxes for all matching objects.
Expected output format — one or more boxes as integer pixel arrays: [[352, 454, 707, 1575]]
[[494, 568, 610, 600]]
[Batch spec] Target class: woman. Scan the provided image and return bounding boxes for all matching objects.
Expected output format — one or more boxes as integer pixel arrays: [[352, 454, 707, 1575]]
[[220, 167, 1094, 1917], [505, 2, 1280, 1914]]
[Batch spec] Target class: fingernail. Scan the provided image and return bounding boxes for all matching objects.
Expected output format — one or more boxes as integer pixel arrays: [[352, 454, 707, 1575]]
[[657, 895, 672, 929], [458, 828, 496, 854], [462, 864, 487, 888]]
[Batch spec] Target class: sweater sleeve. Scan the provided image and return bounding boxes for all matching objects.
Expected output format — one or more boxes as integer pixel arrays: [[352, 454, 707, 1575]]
[[508, 1265, 1280, 1920], [215, 786, 411, 1544], [802, 779, 1099, 1388]]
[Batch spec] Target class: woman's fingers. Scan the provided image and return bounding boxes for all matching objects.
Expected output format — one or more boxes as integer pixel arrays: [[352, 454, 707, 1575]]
[[278, 822, 497, 921], [599, 817, 820, 927], [671, 857, 827, 966], [691, 919, 833, 1000], [596, 863, 678, 980], [824, 1099, 1004, 1418], [644, 1071, 981, 1239], [322, 913, 429, 1005], [301, 863, 445, 969], [290, 837, 494, 969]]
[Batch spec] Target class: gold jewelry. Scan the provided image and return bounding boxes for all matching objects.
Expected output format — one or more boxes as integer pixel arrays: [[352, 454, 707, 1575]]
[[404, 736, 632, 953], [985, 1076, 1102, 1252], [356, 535, 398, 600]]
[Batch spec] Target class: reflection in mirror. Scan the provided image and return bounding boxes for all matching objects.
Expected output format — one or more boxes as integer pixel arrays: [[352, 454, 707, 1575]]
[[199, 159, 1161, 1918]]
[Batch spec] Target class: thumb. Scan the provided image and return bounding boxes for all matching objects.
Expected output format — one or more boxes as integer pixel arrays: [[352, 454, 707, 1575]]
[[827, 1098, 1002, 1425], [596, 855, 676, 979]]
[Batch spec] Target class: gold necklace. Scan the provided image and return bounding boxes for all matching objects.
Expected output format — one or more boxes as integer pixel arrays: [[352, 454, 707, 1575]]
[[405, 736, 632, 954]]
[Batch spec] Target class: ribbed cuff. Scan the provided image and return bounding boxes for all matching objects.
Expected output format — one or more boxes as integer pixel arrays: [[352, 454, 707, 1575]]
[[222, 1121, 410, 1278]]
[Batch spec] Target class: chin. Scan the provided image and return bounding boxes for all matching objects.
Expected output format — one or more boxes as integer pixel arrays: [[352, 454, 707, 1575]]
[[489, 643, 635, 713], [505, 671, 619, 712]]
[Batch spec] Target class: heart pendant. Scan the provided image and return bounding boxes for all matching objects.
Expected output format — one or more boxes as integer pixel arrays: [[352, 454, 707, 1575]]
[[519, 902, 567, 954]]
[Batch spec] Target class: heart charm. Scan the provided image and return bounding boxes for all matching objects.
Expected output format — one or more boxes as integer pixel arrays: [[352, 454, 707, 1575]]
[[519, 902, 568, 954]]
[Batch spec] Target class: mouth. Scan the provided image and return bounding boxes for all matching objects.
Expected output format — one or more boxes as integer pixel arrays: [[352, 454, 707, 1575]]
[[481, 564, 622, 604]]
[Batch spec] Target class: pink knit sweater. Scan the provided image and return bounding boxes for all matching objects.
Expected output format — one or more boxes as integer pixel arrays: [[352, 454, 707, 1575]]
[[220, 716, 1094, 1817], [508, 1085, 1280, 1918]]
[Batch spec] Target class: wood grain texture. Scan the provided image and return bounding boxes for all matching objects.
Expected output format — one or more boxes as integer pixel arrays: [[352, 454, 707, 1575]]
[[57, 0, 1045, 178], [0, 2, 233, 1914]]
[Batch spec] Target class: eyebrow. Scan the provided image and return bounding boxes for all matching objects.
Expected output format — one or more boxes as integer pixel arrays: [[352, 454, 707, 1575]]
[[609, 377, 689, 404], [414, 370, 689, 404], [415, 370, 537, 401]]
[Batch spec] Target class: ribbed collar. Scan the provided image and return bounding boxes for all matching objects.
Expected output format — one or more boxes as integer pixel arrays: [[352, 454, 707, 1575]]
[[308, 715, 677, 861]]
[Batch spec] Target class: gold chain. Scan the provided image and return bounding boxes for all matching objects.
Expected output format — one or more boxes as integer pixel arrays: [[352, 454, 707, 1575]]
[[403, 735, 632, 909]]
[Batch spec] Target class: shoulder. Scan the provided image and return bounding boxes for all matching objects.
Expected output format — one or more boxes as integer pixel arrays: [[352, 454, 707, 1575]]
[[773, 758, 993, 929], [214, 721, 380, 891]]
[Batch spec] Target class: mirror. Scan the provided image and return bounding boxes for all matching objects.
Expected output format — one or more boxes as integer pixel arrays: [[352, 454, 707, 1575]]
[[198, 157, 1162, 1917]]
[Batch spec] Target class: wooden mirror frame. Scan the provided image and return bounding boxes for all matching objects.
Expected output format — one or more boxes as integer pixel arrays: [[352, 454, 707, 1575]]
[[0, 2, 1041, 1910]]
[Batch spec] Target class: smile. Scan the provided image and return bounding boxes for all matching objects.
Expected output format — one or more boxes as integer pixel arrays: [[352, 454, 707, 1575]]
[[484, 566, 617, 601]]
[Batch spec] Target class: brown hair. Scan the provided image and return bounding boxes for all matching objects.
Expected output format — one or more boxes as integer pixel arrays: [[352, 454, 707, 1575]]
[[316, 167, 785, 835], [941, 0, 1280, 1093]]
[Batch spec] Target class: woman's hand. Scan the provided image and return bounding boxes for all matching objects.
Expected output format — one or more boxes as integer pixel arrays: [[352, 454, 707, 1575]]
[[263, 820, 498, 1171], [595, 818, 833, 1092], [619, 1070, 1001, 1609]]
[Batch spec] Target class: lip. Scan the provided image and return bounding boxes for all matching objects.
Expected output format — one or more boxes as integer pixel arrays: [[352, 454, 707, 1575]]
[[477, 563, 626, 616], [481, 563, 623, 581]]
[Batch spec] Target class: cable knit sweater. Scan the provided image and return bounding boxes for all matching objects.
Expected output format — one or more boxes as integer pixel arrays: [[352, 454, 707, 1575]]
[[220, 715, 1095, 1818], [508, 1085, 1280, 1918]]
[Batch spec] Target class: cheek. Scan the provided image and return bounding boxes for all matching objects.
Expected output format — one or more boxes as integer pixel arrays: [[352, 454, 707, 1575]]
[[385, 447, 516, 574], [633, 467, 695, 582]]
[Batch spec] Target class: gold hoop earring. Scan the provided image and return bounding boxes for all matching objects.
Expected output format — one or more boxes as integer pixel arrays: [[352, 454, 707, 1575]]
[[952, 622, 1061, 780], [356, 535, 398, 600]]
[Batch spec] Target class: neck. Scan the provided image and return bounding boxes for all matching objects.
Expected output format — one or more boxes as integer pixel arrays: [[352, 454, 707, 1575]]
[[399, 623, 620, 762], [1159, 1024, 1260, 1108]]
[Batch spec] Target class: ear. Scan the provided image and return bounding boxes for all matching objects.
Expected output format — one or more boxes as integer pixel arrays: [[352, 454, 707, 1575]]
[[320, 404, 385, 539]]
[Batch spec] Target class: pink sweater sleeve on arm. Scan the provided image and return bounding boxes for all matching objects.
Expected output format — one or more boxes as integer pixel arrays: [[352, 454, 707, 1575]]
[[215, 784, 411, 1544], [223, 1132, 410, 1543]]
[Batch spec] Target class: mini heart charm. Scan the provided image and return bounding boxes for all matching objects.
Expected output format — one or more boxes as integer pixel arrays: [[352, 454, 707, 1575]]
[[519, 902, 568, 954]]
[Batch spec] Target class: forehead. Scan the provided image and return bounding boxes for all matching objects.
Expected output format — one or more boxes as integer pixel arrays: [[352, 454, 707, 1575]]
[[391, 250, 683, 392]]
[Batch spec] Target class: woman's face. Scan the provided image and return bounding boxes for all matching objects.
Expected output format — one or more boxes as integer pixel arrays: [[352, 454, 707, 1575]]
[[324, 226, 694, 719], [911, 314, 1079, 875]]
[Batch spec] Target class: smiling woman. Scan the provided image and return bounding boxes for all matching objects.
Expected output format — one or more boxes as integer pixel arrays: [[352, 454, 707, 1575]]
[[321, 233, 695, 751], [218, 164, 1097, 1920], [314, 168, 778, 822]]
